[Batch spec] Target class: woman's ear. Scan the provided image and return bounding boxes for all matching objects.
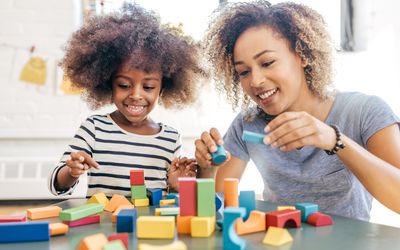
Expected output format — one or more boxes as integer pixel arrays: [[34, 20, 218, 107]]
[[300, 55, 308, 68]]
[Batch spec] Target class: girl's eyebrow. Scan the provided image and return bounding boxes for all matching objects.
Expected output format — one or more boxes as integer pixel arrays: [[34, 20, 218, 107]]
[[234, 49, 275, 65]]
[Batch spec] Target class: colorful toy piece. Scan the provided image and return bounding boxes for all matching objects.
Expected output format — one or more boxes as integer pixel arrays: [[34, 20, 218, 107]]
[[239, 190, 255, 221], [107, 233, 129, 250], [306, 212, 333, 227], [136, 216, 175, 239], [160, 199, 175, 206], [223, 207, 246, 250], [77, 233, 108, 250], [131, 185, 147, 199], [224, 178, 239, 207], [0, 221, 50, 243], [27, 205, 62, 220], [211, 145, 227, 164], [197, 178, 216, 217], [191, 216, 216, 237], [49, 222, 69, 236], [105, 194, 132, 212], [87, 193, 109, 206], [277, 206, 296, 211], [103, 240, 127, 250], [242, 130, 265, 144], [155, 207, 180, 216], [177, 215, 193, 234], [147, 188, 163, 206], [112, 204, 135, 223], [133, 198, 149, 207], [138, 240, 187, 250], [59, 203, 104, 221], [265, 209, 301, 229], [215, 192, 223, 211], [262, 226, 293, 246], [166, 192, 179, 199], [0, 214, 26, 223], [179, 177, 197, 216], [295, 202, 318, 222], [235, 210, 266, 235], [130, 169, 145, 185], [116, 209, 137, 233], [63, 214, 100, 227]]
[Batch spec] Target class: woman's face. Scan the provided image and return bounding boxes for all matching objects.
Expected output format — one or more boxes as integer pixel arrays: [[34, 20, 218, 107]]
[[233, 26, 308, 115]]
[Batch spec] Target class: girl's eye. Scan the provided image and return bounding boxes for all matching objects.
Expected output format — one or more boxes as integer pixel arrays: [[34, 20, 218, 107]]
[[118, 83, 130, 89], [144, 85, 156, 90], [262, 60, 275, 68]]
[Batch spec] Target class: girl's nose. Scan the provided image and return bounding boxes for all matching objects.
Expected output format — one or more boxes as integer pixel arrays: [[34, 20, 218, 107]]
[[129, 86, 143, 100]]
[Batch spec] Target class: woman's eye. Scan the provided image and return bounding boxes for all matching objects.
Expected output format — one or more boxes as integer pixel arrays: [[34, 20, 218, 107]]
[[238, 70, 249, 77], [262, 60, 275, 68]]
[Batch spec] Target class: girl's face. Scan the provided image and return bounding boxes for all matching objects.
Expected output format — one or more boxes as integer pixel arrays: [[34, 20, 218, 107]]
[[233, 26, 309, 116], [112, 62, 162, 126]]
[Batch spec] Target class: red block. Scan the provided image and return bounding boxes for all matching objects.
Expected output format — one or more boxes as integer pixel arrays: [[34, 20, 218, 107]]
[[306, 212, 333, 227], [178, 177, 197, 216], [266, 209, 301, 229], [108, 233, 129, 249], [130, 170, 144, 185], [0, 215, 26, 223], [63, 214, 100, 227]]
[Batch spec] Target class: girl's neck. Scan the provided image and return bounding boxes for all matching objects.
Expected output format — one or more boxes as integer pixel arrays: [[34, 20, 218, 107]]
[[110, 111, 161, 135]]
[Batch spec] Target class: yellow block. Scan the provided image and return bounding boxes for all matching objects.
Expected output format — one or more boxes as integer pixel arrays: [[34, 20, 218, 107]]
[[137, 216, 175, 239], [27, 206, 62, 220], [277, 206, 296, 211], [49, 222, 69, 236], [87, 193, 110, 207], [133, 198, 149, 207], [190, 216, 215, 237], [138, 240, 187, 250], [155, 207, 180, 216], [77, 233, 108, 250], [112, 204, 135, 223], [159, 199, 175, 206], [263, 226, 293, 246], [104, 194, 132, 212]]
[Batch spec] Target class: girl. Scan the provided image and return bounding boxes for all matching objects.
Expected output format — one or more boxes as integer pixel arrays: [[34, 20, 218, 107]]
[[49, 3, 207, 197], [195, 1, 400, 220]]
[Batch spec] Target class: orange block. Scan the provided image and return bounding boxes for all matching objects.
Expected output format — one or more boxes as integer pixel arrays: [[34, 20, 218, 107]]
[[27, 206, 62, 220], [49, 222, 69, 236], [104, 194, 132, 212], [177, 215, 193, 234], [235, 210, 266, 235], [77, 233, 108, 250], [112, 204, 135, 223], [224, 178, 239, 207]]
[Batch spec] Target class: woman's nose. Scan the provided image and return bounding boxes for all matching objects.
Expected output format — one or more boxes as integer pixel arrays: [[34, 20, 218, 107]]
[[250, 68, 266, 88]]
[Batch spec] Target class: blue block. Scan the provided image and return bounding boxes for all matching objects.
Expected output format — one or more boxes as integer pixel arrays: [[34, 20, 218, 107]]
[[147, 188, 163, 206], [242, 130, 265, 144], [211, 145, 227, 164], [239, 191, 255, 221], [295, 202, 318, 222], [223, 207, 246, 250], [0, 221, 49, 243], [174, 194, 180, 206], [116, 209, 137, 233], [215, 192, 223, 211], [166, 192, 179, 199]]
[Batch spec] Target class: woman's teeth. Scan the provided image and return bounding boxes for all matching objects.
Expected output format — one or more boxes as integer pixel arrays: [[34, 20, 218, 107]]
[[259, 88, 278, 99]]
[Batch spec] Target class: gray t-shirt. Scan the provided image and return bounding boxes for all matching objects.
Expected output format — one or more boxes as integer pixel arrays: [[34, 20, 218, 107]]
[[224, 92, 399, 220]]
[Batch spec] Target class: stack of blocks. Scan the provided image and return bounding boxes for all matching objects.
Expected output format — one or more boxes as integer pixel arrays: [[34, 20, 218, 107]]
[[130, 169, 149, 207]]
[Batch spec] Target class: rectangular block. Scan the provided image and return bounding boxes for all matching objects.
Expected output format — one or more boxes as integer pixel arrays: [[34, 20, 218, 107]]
[[160, 199, 175, 206], [137, 216, 175, 239], [155, 207, 180, 216], [179, 177, 197, 216], [49, 222, 69, 236], [197, 179, 216, 217], [224, 178, 239, 207], [63, 214, 100, 227], [239, 190, 255, 221], [147, 188, 163, 206], [0, 215, 26, 223], [112, 204, 135, 223], [59, 203, 104, 221], [116, 209, 137, 233], [177, 215, 193, 234], [131, 185, 147, 199], [0, 222, 49, 243], [133, 198, 149, 207], [130, 169, 145, 185], [27, 206, 62, 220], [191, 216, 216, 237]]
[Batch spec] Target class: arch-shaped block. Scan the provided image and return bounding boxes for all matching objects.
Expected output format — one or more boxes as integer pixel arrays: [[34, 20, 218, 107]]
[[235, 210, 266, 235], [266, 209, 301, 229], [306, 212, 333, 227], [223, 207, 246, 250]]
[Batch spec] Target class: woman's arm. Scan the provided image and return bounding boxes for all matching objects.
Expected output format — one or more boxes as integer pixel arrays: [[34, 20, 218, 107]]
[[214, 156, 247, 192]]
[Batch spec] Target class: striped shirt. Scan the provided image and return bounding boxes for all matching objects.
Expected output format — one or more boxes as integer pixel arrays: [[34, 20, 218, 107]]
[[48, 114, 181, 197]]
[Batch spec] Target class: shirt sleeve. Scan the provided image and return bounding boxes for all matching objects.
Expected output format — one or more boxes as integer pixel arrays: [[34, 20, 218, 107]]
[[223, 112, 250, 162], [48, 116, 96, 196]]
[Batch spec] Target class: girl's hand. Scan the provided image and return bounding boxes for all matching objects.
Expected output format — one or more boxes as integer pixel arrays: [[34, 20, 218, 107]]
[[167, 157, 198, 191], [263, 111, 337, 151], [65, 151, 100, 178]]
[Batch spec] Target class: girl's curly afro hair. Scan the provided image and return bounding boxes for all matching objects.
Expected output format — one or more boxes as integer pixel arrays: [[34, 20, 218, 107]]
[[61, 3, 208, 110], [204, 0, 334, 111]]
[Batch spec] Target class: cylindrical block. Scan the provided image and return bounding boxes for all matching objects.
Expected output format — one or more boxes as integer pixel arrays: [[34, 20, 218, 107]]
[[224, 178, 239, 207], [211, 145, 227, 164]]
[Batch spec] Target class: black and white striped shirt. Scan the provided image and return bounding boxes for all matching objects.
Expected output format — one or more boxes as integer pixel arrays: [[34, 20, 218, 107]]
[[49, 114, 181, 197]]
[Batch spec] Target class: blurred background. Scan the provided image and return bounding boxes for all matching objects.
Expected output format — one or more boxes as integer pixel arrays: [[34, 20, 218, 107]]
[[0, 0, 399, 227]]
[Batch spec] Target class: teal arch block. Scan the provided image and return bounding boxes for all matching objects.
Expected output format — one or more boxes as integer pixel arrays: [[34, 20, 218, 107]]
[[223, 207, 246, 250], [239, 190, 255, 221]]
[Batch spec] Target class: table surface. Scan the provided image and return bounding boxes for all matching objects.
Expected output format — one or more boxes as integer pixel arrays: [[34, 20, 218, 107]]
[[1, 199, 400, 250]]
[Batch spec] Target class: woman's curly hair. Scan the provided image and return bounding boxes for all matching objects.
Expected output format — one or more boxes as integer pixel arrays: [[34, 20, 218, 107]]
[[61, 3, 207, 109], [204, 0, 334, 111]]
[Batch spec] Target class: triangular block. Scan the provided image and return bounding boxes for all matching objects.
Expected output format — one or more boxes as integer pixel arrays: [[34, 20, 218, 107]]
[[262, 226, 293, 246]]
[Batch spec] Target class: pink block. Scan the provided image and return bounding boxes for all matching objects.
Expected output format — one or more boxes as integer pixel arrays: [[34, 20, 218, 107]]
[[0, 215, 26, 223], [63, 214, 100, 227], [306, 212, 333, 227], [108, 233, 129, 250], [130, 169, 145, 185], [179, 177, 197, 216]]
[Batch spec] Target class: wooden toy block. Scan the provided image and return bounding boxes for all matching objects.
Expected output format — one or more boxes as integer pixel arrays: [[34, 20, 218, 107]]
[[63, 214, 100, 227], [262, 226, 293, 246], [177, 215, 193, 234], [136, 216, 175, 239], [295, 202, 318, 222], [215, 192, 223, 211], [107, 233, 129, 250], [0, 221, 49, 243], [59, 203, 104, 221], [147, 188, 163, 206], [133, 198, 149, 207], [223, 207, 246, 250], [235, 210, 266, 235], [49, 222, 68, 236], [131, 185, 147, 199], [242, 130, 265, 144], [239, 190, 255, 221], [224, 178, 239, 207], [178, 177, 197, 216], [306, 212, 333, 227], [197, 178, 216, 217], [277, 206, 296, 211], [138, 240, 187, 250], [265, 209, 301, 229], [211, 145, 227, 164], [105, 194, 132, 212], [130, 169, 145, 185], [191, 216, 216, 237], [77, 233, 108, 250], [155, 207, 180, 216], [112, 205, 135, 223], [0, 214, 26, 223], [160, 210, 180, 216], [27, 205, 62, 220], [103, 240, 127, 250], [166, 192, 179, 199], [160, 199, 175, 206], [87, 193, 109, 206], [116, 209, 137, 233]]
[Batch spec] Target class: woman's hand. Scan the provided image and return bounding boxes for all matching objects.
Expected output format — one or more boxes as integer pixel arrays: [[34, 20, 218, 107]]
[[66, 151, 100, 178], [167, 157, 198, 191], [263, 111, 337, 151]]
